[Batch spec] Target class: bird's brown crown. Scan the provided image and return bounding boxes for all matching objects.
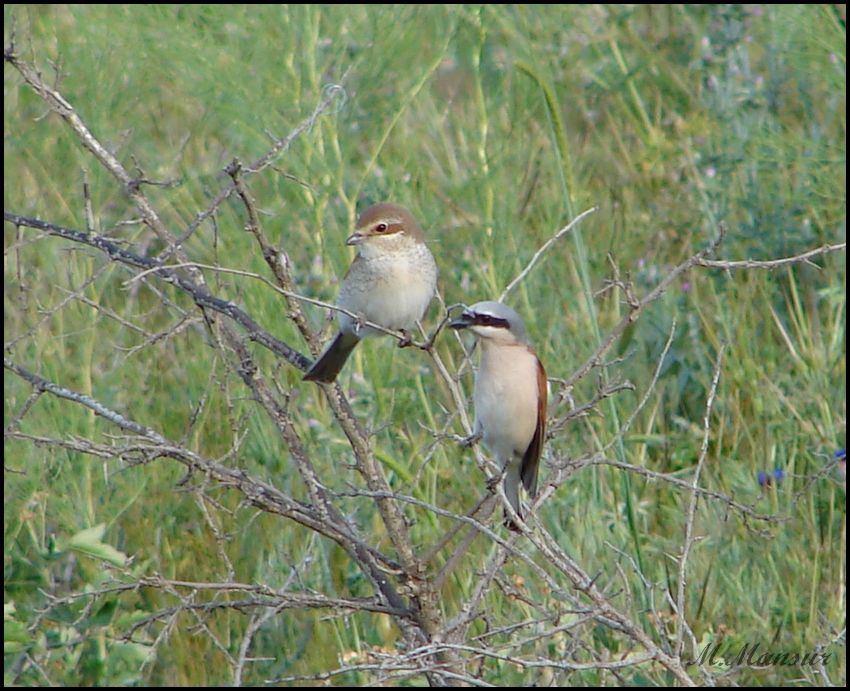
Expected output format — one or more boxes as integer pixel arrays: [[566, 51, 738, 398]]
[[355, 202, 425, 242]]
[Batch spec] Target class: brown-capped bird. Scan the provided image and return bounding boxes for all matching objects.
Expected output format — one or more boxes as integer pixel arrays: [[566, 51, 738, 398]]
[[304, 203, 438, 383], [450, 301, 547, 530]]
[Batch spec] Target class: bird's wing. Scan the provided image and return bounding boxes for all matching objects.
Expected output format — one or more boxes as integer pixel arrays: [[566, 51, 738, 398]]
[[520, 351, 547, 497]]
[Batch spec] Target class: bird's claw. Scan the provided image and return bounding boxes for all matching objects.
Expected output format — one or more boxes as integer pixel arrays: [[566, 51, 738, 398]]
[[352, 314, 367, 337], [460, 432, 482, 448]]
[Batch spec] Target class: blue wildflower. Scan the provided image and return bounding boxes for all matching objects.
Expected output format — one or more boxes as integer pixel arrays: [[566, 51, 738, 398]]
[[758, 468, 785, 489]]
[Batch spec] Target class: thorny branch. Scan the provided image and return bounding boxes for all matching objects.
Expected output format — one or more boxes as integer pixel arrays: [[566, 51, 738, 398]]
[[2, 212, 314, 372], [5, 216, 844, 684], [5, 43, 847, 688]]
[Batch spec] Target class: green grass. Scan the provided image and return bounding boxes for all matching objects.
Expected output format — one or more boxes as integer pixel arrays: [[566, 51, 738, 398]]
[[4, 4, 846, 686]]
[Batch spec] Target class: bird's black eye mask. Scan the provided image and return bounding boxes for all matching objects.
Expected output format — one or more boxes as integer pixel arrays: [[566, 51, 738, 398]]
[[449, 308, 511, 331], [468, 312, 510, 329]]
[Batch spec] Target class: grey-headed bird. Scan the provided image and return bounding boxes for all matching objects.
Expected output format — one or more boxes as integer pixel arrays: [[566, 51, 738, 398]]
[[304, 203, 438, 383], [450, 301, 547, 530]]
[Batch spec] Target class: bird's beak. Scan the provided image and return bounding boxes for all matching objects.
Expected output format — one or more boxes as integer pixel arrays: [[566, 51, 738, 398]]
[[449, 313, 473, 330], [345, 231, 365, 246]]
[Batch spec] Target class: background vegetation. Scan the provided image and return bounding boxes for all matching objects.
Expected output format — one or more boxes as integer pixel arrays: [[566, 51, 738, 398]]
[[4, 4, 845, 686]]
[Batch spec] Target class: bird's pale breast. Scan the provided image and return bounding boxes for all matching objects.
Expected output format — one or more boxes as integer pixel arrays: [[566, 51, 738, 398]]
[[473, 343, 539, 465], [337, 239, 437, 335]]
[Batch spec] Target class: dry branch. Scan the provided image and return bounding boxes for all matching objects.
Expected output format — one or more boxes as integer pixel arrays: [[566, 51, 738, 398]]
[[6, 37, 846, 689], [2, 212, 313, 371]]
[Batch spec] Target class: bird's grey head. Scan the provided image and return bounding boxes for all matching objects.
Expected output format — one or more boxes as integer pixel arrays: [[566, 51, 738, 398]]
[[449, 301, 529, 345]]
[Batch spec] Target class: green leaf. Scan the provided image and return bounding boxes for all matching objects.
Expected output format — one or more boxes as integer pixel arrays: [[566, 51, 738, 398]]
[[4, 620, 33, 653], [66, 524, 128, 567], [87, 600, 118, 628]]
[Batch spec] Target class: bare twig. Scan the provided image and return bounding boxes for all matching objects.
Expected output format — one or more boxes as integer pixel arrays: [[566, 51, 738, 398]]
[[557, 453, 780, 523], [4, 358, 411, 615], [225, 159, 320, 354], [5, 47, 182, 261], [674, 345, 726, 661], [8, 34, 846, 686], [163, 85, 346, 259], [3, 213, 313, 372], [557, 227, 727, 401], [499, 206, 598, 301], [695, 242, 845, 270], [601, 319, 678, 451]]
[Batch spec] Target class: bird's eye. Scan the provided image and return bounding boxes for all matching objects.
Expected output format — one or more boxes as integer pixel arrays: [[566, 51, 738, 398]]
[[375, 222, 388, 233]]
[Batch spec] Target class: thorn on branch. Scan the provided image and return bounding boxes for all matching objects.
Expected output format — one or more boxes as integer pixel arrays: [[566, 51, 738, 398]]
[[224, 158, 243, 177]]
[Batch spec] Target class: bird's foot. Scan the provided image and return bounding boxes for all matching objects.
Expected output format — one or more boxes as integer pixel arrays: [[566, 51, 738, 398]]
[[460, 431, 482, 448], [352, 314, 368, 337]]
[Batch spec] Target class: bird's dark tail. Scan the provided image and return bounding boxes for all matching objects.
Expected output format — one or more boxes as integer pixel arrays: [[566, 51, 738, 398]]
[[303, 331, 360, 383]]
